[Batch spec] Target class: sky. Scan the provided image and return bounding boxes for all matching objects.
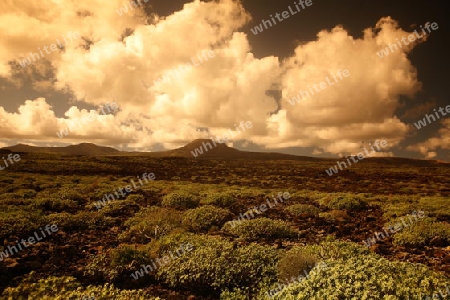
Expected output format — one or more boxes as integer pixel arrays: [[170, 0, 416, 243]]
[[0, 0, 448, 160]]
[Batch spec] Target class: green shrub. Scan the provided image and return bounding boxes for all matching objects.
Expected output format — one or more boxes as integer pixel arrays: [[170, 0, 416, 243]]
[[301, 236, 371, 261], [57, 188, 87, 204], [268, 253, 450, 300], [156, 233, 279, 294], [161, 192, 199, 209], [96, 199, 140, 217], [277, 247, 319, 282], [418, 196, 450, 218], [16, 189, 37, 199], [110, 244, 150, 268], [220, 288, 248, 300], [222, 217, 297, 242], [380, 195, 421, 220], [126, 194, 145, 203], [201, 193, 236, 207], [182, 205, 232, 232], [0, 208, 46, 239], [45, 211, 116, 231], [2, 274, 159, 299], [32, 197, 79, 212], [118, 206, 183, 243], [85, 245, 152, 282], [388, 217, 450, 247], [285, 204, 321, 217], [326, 194, 367, 210]]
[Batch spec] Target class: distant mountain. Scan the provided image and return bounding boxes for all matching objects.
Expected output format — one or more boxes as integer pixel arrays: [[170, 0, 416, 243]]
[[2, 143, 120, 156], [167, 139, 242, 157], [1, 141, 448, 165], [141, 139, 323, 161]]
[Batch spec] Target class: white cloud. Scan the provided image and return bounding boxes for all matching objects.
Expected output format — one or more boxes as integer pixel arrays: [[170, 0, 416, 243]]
[[0, 1, 434, 157], [249, 17, 423, 155]]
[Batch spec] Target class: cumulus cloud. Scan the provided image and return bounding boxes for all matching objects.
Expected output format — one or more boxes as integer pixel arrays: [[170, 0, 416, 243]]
[[0, 0, 144, 80], [251, 17, 423, 155], [0, 1, 434, 156], [407, 119, 450, 158]]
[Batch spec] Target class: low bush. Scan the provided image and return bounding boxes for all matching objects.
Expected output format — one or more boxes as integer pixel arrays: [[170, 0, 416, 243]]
[[200, 192, 236, 207], [155, 233, 279, 295], [85, 244, 152, 282], [268, 252, 450, 300], [277, 247, 319, 282], [96, 199, 140, 217], [326, 194, 367, 210], [222, 217, 297, 242], [126, 194, 145, 203], [418, 196, 450, 218], [2, 274, 158, 299], [182, 205, 232, 232], [388, 217, 450, 247], [45, 211, 116, 232], [118, 206, 183, 243], [161, 192, 199, 210], [0, 208, 46, 239], [300, 237, 371, 261], [31, 197, 79, 212], [285, 204, 321, 218]]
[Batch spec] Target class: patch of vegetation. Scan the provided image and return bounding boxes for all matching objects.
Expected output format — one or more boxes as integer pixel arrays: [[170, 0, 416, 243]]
[[277, 247, 319, 281], [32, 197, 79, 212], [222, 217, 297, 242], [387, 217, 450, 247], [269, 253, 449, 300], [182, 205, 232, 232], [161, 192, 199, 210], [45, 211, 116, 231], [285, 204, 321, 217], [2, 274, 159, 299], [200, 192, 236, 208], [0, 208, 46, 239], [325, 194, 368, 210], [155, 233, 279, 295], [119, 206, 183, 243], [85, 244, 152, 282]]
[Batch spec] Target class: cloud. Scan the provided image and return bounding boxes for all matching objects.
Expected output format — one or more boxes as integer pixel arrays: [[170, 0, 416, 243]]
[[406, 119, 450, 158], [249, 17, 423, 155], [0, 98, 57, 138], [0, 1, 433, 157], [0, 0, 144, 80]]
